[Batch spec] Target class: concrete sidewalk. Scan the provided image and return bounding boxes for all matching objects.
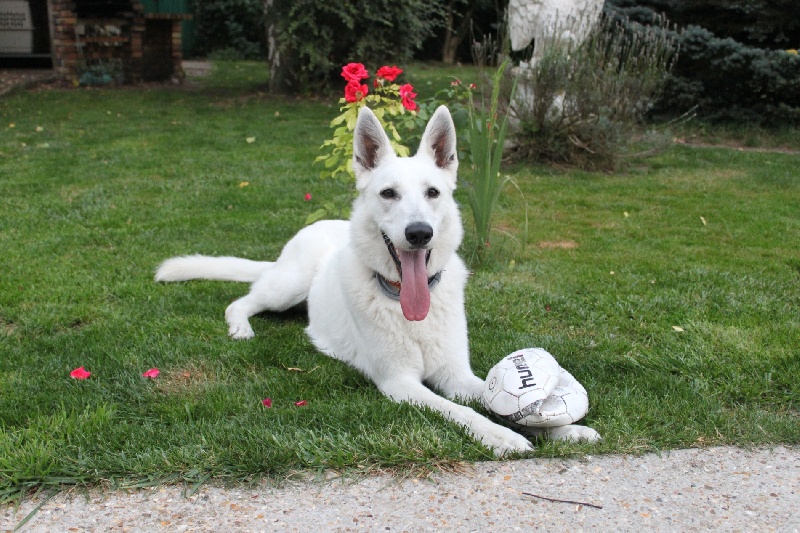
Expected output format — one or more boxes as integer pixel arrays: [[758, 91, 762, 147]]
[[3, 445, 798, 532]]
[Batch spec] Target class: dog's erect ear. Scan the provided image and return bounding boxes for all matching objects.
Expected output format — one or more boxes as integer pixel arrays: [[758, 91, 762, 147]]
[[418, 105, 458, 176], [353, 107, 393, 177]]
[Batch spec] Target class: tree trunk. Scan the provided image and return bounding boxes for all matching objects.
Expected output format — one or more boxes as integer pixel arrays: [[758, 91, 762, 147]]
[[441, 0, 478, 64], [442, 8, 458, 64], [264, 0, 282, 92]]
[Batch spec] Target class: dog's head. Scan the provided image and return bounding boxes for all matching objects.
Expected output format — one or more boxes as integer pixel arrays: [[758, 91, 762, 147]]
[[349, 106, 463, 321]]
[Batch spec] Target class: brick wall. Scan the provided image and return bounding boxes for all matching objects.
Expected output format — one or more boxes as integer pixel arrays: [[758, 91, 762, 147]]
[[48, 0, 185, 84]]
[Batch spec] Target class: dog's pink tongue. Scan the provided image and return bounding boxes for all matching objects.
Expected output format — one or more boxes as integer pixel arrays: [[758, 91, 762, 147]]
[[399, 250, 430, 321]]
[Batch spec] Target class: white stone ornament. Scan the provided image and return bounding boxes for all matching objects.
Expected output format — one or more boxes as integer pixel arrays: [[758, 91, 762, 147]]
[[483, 348, 590, 428], [508, 0, 605, 54]]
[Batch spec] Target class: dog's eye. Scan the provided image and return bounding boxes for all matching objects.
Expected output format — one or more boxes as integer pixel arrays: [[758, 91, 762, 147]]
[[380, 188, 396, 199], [427, 187, 440, 199]]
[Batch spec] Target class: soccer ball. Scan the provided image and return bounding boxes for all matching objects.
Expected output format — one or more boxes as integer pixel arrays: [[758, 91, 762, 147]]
[[483, 348, 589, 427]]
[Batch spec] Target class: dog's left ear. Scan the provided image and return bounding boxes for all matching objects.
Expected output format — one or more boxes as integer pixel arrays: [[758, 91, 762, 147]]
[[418, 106, 458, 179], [353, 106, 394, 182]]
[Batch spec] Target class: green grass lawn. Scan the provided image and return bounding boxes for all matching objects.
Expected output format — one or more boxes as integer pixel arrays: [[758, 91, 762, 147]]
[[1, 61, 798, 501]]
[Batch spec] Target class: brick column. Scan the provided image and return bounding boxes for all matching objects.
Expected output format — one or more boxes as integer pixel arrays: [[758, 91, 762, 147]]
[[48, 0, 78, 83]]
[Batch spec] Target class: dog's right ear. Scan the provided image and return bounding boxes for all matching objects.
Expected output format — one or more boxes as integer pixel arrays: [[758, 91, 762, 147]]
[[418, 105, 458, 180], [353, 107, 393, 187]]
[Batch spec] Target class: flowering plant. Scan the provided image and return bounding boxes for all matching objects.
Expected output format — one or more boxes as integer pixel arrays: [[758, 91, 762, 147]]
[[310, 63, 420, 223]]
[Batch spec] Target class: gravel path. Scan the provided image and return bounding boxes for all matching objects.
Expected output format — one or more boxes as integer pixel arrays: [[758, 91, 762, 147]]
[[3, 445, 798, 532]]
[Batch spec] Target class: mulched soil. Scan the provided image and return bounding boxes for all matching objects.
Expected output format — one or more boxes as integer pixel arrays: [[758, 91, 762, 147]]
[[0, 68, 58, 96]]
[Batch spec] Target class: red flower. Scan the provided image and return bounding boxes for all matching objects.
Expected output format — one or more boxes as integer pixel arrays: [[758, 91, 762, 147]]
[[294, 400, 308, 407], [70, 366, 91, 380], [262, 398, 273, 408], [344, 80, 368, 103], [398, 84, 418, 111], [341, 63, 368, 82], [376, 65, 403, 82], [142, 368, 160, 378], [304, 192, 312, 201]]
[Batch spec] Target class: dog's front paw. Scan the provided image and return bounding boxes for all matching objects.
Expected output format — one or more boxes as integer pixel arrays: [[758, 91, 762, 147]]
[[542, 424, 601, 443], [479, 423, 534, 457], [228, 322, 255, 340]]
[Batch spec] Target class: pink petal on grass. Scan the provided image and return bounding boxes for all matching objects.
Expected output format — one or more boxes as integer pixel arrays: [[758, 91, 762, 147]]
[[262, 398, 273, 408], [70, 367, 91, 380], [304, 193, 312, 201], [142, 368, 160, 378], [294, 400, 308, 407]]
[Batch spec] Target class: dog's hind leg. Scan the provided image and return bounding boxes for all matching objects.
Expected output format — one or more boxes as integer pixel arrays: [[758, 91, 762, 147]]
[[225, 220, 350, 339], [225, 265, 312, 339]]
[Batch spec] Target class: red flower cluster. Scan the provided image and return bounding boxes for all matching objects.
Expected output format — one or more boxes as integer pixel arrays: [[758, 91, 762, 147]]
[[376, 65, 402, 82], [344, 80, 369, 103], [341, 63, 368, 82], [398, 83, 418, 111], [339, 62, 417, 110], [342, 63, 369, 103]]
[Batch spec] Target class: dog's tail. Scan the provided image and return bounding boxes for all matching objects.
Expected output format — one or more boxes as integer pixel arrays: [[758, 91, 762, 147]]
[[154, 255, 272, 283]]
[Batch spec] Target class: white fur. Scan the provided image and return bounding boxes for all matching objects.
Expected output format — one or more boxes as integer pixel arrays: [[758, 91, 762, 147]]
[[155, 106, 593, 455]]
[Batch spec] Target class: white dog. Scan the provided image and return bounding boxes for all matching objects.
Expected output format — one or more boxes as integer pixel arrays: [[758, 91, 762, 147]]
[[156, 106, 595, 455]]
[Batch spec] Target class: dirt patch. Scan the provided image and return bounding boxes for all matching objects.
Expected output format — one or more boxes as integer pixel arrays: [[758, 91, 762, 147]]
[[1, 318, 17, 336], [537, 240, 579, 249], [676, 138, 800, 155], [156, 364, 217, 395], [0, 69, 58, 97]]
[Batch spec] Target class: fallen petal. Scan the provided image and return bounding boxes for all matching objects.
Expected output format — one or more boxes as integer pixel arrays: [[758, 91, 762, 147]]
[[142, 368, 160, 378], [262, 398, 273, 408], [70, 367, 91, 380], [294, 400, 308, 407]]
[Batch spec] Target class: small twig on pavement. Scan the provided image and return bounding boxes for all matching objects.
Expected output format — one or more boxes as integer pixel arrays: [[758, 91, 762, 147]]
[[522, 491, 604, 509]]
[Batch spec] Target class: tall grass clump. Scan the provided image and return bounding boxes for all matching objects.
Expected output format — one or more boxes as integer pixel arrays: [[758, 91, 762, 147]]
[[512, 14, 681, 170], [464, 60, 518, 261]]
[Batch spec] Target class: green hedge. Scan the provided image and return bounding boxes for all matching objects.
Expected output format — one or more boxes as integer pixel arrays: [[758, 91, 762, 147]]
[[607, 2, 800, 125], [193, 0, 266, 59], [660, 26, 800, 124], [267, 0, 445, 93]]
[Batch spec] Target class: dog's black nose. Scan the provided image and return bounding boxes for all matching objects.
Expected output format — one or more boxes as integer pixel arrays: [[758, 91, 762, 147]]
[[405, 222, 433, 248]]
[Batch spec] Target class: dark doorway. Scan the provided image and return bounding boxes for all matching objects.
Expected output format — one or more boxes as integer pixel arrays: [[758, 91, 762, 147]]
[[142, 19, 173, 81]]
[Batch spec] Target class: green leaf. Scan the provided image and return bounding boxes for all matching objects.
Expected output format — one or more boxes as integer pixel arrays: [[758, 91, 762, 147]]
[[330, 113, 347, 127], [305, 208, 327, 225], [390, 126, 403, 142]]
